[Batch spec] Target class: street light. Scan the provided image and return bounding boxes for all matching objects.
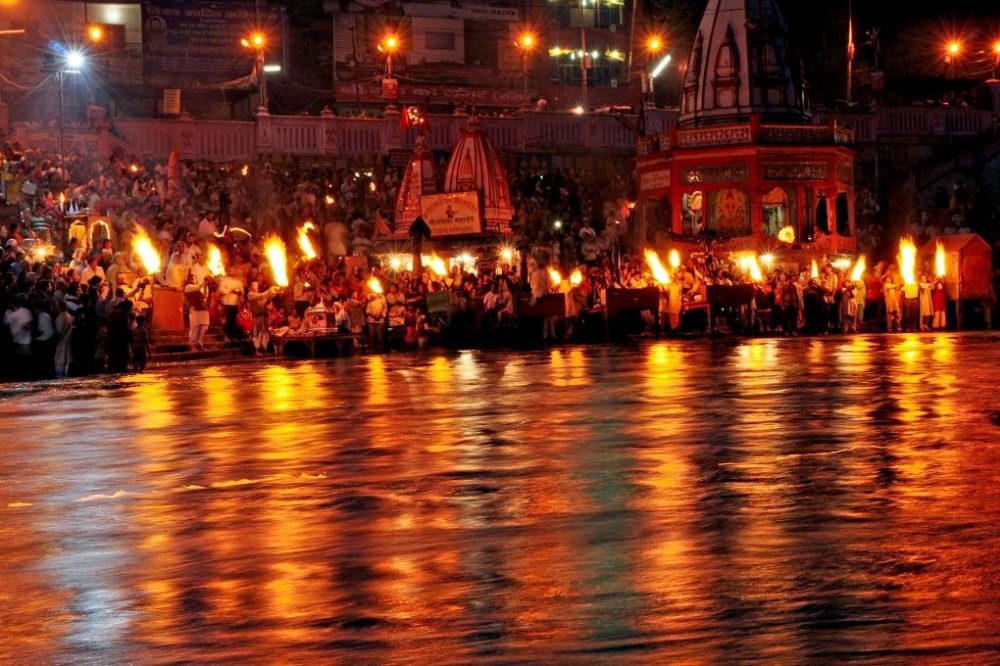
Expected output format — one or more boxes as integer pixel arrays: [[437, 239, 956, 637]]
[[379, 34, 400, 77], [59, 49, 86, 155], [641, 36, 666, 105], [241, 32, 268, 110], [516, 31, 536, 102]]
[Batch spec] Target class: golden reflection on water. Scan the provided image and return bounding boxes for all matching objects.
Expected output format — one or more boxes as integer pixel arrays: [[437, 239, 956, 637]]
[[2, 336, 1000, 663]]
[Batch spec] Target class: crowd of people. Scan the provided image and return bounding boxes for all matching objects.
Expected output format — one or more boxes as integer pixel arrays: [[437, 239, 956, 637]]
[[0, 142, 982, 382]]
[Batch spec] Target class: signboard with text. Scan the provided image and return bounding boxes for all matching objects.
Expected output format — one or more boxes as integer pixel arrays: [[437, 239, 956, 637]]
[[420, 192, 482, 237], [141, 0, 285, 86]]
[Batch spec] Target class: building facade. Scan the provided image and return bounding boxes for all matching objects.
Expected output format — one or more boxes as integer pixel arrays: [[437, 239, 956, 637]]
[[638, 0, 857, 253]]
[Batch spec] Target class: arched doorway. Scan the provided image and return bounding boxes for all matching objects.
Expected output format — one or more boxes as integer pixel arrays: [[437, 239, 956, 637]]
[[682, 191, 704, 235], [815, 195, 829, 234], [836, 193, 851, 236], [762, 187, 790, 237]]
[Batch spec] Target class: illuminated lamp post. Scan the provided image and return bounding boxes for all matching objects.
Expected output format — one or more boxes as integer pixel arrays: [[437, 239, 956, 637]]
[[381, 34, 399, 78], [59, 50, 86, 156], [516, 32, 536, 103], [643, 36, 664, 105], [945, 40, 961, 79], [241, 32, 268, 110]]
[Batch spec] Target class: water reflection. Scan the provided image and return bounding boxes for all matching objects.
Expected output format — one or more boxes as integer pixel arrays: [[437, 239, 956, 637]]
[[2, 334, 1000, 663]]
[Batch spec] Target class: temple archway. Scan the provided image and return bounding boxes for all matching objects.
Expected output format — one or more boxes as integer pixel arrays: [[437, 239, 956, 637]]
[[816, 194, 829, 234], [762, 187, 791, 237], [836, 192, 851, 236]]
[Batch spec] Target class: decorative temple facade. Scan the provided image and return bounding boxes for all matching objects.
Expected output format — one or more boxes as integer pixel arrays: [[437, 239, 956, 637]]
[[637, 0, 857, 253]]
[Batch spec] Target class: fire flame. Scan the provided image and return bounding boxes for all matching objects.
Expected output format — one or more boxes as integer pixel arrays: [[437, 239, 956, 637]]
[[851, 255, 866, 282], [367, 276, 383, 294], [297, 222, 318, 261], [935, 241, 946, 278], [263, 235, 289, 287], [570, 269, 583, 286], [207, 244, 226, 277], [644, 249, 671, 285], [132, 226, 161, 275], [899, 236, 917, 286], [668, 248, 681, 270], [810, 259, 819, 279], [778, 226, 796, 243], [548, 268, 563, 287], [241, 164, 249, 177], [324, 194, 335, 206], [429, 255, 448, 277], [748, 256, 763, 282], [58, 192, 65, 205]]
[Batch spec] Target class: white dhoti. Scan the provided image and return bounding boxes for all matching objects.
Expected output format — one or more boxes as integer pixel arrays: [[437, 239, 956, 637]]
[[189, 308, 210, 346]]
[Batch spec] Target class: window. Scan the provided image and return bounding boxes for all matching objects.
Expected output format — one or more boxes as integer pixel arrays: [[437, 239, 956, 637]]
[[425, 31, 455, 51]]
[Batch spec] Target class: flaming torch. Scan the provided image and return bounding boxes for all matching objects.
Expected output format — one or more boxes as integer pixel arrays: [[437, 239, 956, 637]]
[[935, 241, 946, 278], [297, 222, 318, 261], [367, 276, 383, 294], [264, 235, 289, 287], [668, 248, 681, 270], [644, 249, 671, 286], [810, 259, 819, 280], [570, 269, 583, 286], [851, 255, 867, 282], [132, 226, 161, 275], [899, 237, 917, 286], [207, 244, 226, 277], [548, 268, 563, 288], [429, 255, 448, 277], [748, 256, 763, 283]]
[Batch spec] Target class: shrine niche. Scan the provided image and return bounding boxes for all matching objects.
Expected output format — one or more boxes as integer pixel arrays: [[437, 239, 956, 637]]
[[682, 191, 704, 235], [762, 187, 792, 237], [710, 189, 750, 237], [635, 0, 857, 254]]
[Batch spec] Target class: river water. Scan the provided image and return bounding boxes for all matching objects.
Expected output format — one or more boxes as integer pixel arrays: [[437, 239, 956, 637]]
[[2, 334, 1000, 664]]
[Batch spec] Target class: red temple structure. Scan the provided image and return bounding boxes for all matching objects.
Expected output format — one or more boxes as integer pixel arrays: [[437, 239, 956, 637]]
[[394, 135, 438, 231], [443, 117, 514, 234], [638, 0, 856, 254]]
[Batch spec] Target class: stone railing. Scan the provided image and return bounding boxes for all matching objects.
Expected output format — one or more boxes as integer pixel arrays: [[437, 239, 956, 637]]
[[821, 106, 994, 142], [8, 103, 994, 162], [104, 108, 678, 162]]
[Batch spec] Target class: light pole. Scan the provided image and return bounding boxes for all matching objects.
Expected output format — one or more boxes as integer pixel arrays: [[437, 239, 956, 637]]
[[59, 50, 85, 156], [380, 34, 399, 78], [643, 36, 663, 106], [945, 40, 961, 79], [579, 0, 588, 110], [516, 32, 536, 103], [241, 32, 267, 110]]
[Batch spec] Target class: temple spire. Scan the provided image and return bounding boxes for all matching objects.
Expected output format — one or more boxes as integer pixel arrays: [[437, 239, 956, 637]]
[[679, 0, 810, 128]]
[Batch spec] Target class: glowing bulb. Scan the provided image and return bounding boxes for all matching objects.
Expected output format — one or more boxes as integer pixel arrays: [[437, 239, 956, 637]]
[[88, 25, 103, 42], [947, 41, 961, 55], [65, 51, 85, 71]]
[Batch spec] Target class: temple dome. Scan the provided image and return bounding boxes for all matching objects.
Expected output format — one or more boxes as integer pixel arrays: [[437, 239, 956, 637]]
[[679, 0, 809, 128]]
